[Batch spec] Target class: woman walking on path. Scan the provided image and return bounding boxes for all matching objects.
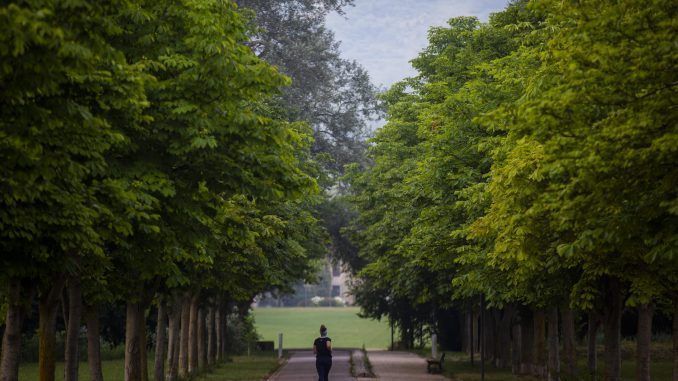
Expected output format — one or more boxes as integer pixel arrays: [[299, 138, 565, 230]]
[[313, 324, 332, 381]]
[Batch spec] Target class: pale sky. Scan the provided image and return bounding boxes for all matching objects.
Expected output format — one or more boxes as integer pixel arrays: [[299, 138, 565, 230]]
[[326, 0, 509, 89]]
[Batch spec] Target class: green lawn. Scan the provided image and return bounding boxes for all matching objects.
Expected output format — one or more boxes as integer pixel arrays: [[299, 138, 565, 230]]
[[253, 307, 391, 350], [18, 355, 280, 381]]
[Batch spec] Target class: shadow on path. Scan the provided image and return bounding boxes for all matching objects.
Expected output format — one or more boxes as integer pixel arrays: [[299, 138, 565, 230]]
[[268, 350, 353, 381], [367, 351, 447, 381]]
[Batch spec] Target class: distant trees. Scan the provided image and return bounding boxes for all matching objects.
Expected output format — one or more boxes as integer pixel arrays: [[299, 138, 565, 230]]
[[0, 1, 329, 381], [346, 1, 677, 380]]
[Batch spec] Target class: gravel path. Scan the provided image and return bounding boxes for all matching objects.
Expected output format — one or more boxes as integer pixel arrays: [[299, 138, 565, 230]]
[[268, 350, 353, 381]]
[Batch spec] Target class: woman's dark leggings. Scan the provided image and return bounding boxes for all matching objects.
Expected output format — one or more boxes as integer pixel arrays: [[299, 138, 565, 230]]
[[316, 356, 332, 381]]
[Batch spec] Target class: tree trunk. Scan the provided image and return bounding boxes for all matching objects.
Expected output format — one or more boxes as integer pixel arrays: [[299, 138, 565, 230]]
[[511, 320, 522, 374], [469, 309, 475, 364], [533, 309, 547, 378], [64, 278, 82, 381], [39, 275, 66, 381], [561, 306, 576, 379], [673, 299, 677, 381], [636, 304, 653, 381], [125, 302, 143, 381], [215, 304, 223, 363], [188, 294, 199, 375], [217, 302, 227, 361], [178, 295, 190, 378], [154, 303, 167, 381], [484, 309, 496, 365], [85, 307, 104, 381], [140, 307, 148, 381], [461, 310, 469, 355], [519, 309, 534, 375], [166, 300, 181, 381], [547, 307, 560, 381], [198, 308, 207, 371], [588, 312, 600, 378], [0, 280, 27, 381], [499, 306, 514, 369], [603, 278, 622, 381], [207, 306, 216, 366]]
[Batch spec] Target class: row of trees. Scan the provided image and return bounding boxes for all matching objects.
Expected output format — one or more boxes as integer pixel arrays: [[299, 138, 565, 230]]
[[345, 1, 677, 381], [0, 1, 380, 381]]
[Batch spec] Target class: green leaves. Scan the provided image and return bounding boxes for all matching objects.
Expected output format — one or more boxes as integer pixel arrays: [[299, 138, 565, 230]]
[[348, 0, 676, 323]]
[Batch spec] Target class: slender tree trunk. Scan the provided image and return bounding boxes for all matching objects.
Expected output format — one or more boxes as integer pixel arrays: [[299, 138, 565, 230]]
[[603, 278, 622, 381], [498, 306, 513, 369], [484, 309, 496, 365], [198, 308, 207, 371], [217, 302, 227, 360], [39, 275, 66, 381], [511, 321, 522, 374], [547, 307, 560, 381], [673, 299, 678, 381], [561, 306, 576, 379], [461, 310, 469, 355], [207, 306, 216, 366], [636, 304, 653, 381], [64, 277, 82, 381], [85, 307, 104, 381], [588, 312, 600, 378], [166, 300, 181, 381], [520, 309, 534, 375], [533, 309, 547, 378], [140, 307, 148, 381], [125, 302, 143, 381], [215, 304, 223, 363], [61, 290, 69, 331], [154, 303, 167, 381], [469, 309, 475, 365], [0, 280, 27, 381], [178, 295, 190, 378], [188, 294, 199, 375]]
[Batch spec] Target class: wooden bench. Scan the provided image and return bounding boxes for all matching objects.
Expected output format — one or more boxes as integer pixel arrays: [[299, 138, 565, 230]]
[[427, 352, 445, 373]]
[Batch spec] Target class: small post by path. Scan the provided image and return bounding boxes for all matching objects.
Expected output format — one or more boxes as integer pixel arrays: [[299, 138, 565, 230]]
[[431, 333, 437, 359], [278, 333, 283, 359]]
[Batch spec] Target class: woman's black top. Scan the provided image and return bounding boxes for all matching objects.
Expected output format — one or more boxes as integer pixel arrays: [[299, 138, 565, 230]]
[[314, 336, 332, 358]]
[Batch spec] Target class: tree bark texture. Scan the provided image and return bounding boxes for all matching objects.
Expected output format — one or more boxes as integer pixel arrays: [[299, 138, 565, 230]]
[[561, 306, 577, 379], [484, 309, 496, 365], [140, 307, 148, 381], [125, 302, 143, 381], [154, 303, 167, 381], [198, 308, 207, 371], [461, 310, 469, 355], [533, 309, 547, 378], [511, 321, 521, 374], [547, 307, 560, 381], [178, 295, 190, 378], [85, 307, 104, 381], [673, 299, 678, 381], [0, 280, 28, 381], [588, 312, 600, 378], [188, 295, 199, 375], [39, 275, 66, 381], [497, 306, 513, 369], [519, 309, 534, 375], [603, 278, 622, 381], [64, 278, 82, 381], [636, 304, 653, 381], [166, 300, 181, 381], [207, 306, 216, 366]]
